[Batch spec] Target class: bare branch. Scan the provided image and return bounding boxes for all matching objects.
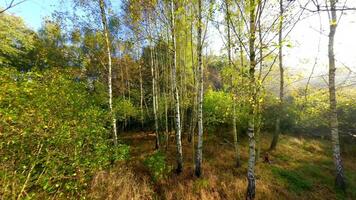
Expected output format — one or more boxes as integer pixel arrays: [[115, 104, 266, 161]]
[[0, 0, 27, 14]]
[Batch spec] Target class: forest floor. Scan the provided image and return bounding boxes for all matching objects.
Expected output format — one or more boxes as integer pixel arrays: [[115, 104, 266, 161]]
[[88, 130, 356, 200]]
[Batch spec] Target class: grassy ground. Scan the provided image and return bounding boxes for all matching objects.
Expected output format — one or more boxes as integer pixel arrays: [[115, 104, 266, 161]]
[[88, 131, 356, 200]]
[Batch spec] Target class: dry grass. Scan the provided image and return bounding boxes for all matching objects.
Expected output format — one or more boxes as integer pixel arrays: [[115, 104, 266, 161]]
[[89, 164, 154, 200], [89, 131, 356, 200]]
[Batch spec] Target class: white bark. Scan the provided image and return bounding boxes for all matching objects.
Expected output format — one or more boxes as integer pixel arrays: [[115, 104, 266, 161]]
[[246, 0, 256, 198], [195, 0, 204, 178], [150, 44, 160, 149], [99, 0, 117, 146], [171, 0, 183, 173], [328, 0, 346, 190], [189, 4, 197, 143]]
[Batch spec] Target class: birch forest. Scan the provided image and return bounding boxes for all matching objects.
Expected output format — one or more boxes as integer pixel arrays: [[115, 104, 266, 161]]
[[1, 0, 356, 199]]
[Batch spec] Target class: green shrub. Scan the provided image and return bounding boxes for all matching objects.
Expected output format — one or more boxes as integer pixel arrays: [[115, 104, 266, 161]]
[[262, 94, 298, 132], [343, 170, 356, 199], [113, 98, 139, 122], [262, 88, 356, 138], [143, 151, 171, 182], [0, 68, 129, 199], [193, 178, 210, 192], [203, 89, 233, 128]]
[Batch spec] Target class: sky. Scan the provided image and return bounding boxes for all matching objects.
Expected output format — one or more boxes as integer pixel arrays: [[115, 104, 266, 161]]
[[285, 4, 356, 76], [1, 0, 356, 77], [0, 0, 66, 30], [207, 1, 356, 77]]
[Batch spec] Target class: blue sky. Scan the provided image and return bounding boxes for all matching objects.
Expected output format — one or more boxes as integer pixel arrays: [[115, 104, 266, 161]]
[[1, 0, 122, 30], [0, 0, 70, 30], [2, 0, 356, 75]]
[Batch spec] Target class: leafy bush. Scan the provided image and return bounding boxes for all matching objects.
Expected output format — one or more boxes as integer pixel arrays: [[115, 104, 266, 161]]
[[203, 89, 233, 128], [0, 13, 35, 70], [262, 94, 299, 133], [0, 68, 129, 199], [113, 98, 139, 122], [337, 90, 356, 139], [262, 88, 356, 139], [143, 151, 171, 182]]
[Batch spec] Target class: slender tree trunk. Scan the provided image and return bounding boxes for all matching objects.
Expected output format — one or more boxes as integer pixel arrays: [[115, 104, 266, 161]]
[[165, 90, 169, 149], [195, 0, 204, 178], [189, 5, 197, 143], [99, 0, 117, 146], [126, 54, 130, 129], [155, 47, 161, 131], [270, 0, 284, 151], [255, 11, 263, 162], [120, 51, 126, 131], [189, 3, 197, 166], [150, 43, 160, 149], [232, 96, 242, 167], [328, 0, 346, 190], [126, 59, 130, 101], [180, 49, 185, 137], [225, 0, 241, 168], [120, 56, 126, 99], [139, 61, 144, 129], [164, 46, 169, 149], [246, 0, 256, 199], [171, 0, 183, 173], [166, 26, 172, 149], [255, 98, 262, 163], [181, 7, 188, 138]]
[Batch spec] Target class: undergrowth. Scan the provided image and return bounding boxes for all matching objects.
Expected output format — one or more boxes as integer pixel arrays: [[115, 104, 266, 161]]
[[271, 166, 313, 193], [143, 151, 171, 182]]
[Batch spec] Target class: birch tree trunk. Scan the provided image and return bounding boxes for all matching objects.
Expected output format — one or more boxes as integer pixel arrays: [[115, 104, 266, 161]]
[[139, 61, 144, 129], [270, 0, 284, 151], [155, 48, 161, 131], [246, 0, 256, 198], [195, 0, 204, 178], [99, 0, 117, 146], [163, 42, 169, 149], [150, 44, 160, 149], [166, 26, 172, 149], [189, 4, 197, 143], [255, 9, 263, 162], [328, 0, 346, 190], [120, 49, 126, 130], [171, 0, 183, 173], [225, 0, 241, 167]]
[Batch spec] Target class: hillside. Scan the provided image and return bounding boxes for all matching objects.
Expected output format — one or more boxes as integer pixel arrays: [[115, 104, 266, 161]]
[[1, 1, 356, 199], [89, 131, 356, 200]]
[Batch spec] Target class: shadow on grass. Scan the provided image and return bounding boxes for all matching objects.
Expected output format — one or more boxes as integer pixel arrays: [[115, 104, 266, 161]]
[[269, 159, 356, 200]]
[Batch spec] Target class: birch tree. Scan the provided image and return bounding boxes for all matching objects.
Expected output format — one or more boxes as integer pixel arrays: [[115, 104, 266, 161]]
[[195, 0, 204, 177], [327, 0, 346, 190], [301, 0, 354, 190], [188, 1, 197, 144], [225, 0, 241, 167], [246, 0, 259, 198], [171, 0, 183, 173], [270, 0, 284, 150], [99, 0, 118, 145], [150, 43, 160, 149]]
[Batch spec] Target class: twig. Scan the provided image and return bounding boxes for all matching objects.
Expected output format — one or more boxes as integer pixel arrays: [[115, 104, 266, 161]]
[[17, 144, 43, 200], [0, 0, 28, 14]]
